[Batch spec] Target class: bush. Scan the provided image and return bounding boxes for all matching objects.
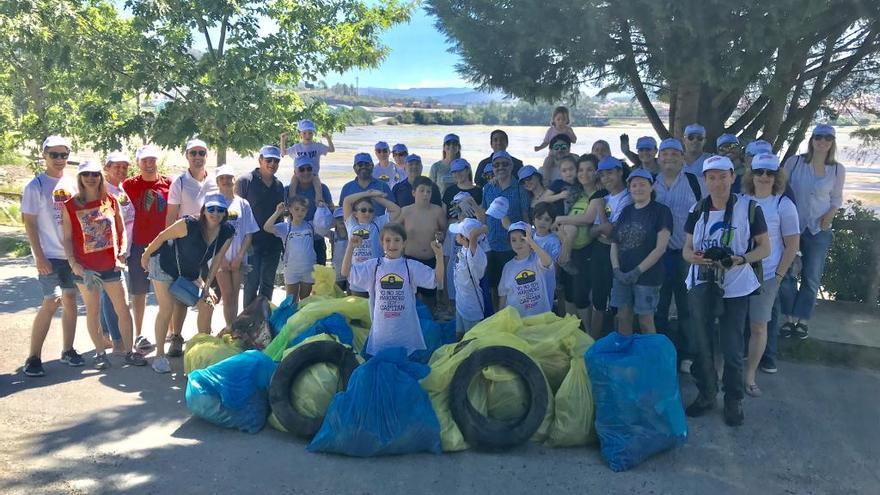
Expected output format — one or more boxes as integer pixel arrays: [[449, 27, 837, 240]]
[[823, 199, 880, 304]]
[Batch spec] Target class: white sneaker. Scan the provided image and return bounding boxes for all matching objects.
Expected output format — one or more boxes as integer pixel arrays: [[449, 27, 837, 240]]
[[152, 355, 171, 374], [679, 359, 693, 374]]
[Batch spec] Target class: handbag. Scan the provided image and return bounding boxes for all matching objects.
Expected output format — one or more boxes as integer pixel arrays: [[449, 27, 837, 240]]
[[169, 234, 219, 307]]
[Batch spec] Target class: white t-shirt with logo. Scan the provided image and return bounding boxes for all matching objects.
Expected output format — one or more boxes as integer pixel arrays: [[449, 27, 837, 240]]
[[168, 169, 218, 219], [224, 196, 259, 262], [20, 173, 78, 259], [372, 164, 405, 189], [745, 194, 799, 281], [106, 182, 135, 256], [287, 142, 330, 174], [345, 213, 390, 292], [349, 256, 436, 356], [499, 251, 554, 317], [453, 244, 488, 321], [273, 221, 316, 283], [602, 188, 633, 224]]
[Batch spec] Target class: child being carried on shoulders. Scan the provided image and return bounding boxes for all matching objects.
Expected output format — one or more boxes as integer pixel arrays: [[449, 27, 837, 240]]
[[534, 106, 577, 181], [281, 119, 335, 207]]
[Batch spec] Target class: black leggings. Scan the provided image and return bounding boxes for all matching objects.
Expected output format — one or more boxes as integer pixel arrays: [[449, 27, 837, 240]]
[[560, 244, 593, 309], [590, 242, 613, 311]]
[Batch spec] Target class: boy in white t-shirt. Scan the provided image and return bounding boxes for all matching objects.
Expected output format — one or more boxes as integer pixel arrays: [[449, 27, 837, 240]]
[[330, 207, 349, 292], [343, 223, 444, 357], [498, 221, 555, 317], [281, 119, 335, 209], [449, 218, 488, 336], [264, 195, 317, 302]]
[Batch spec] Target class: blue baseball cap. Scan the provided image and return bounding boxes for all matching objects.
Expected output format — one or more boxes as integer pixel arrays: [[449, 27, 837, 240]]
[[751, 153, 780, 171], [491, 150, 512, 163], [636, 136, 658, 151], [659, 138, 683, 152], [405, 154, 421, 164], [745, 140, 772, 156], [392, 143, 408, 154], [626, 168, 654, 184], [483, 163, 494, 174], [353, 153, 373, 166], [204, 194, 228, 210], [297, 119, 316, 132], [443, 133, 460, 144], [597, 156, 623, 171], [517, 165, 540, 181], [259, 145, 281, 159], [716, 134, 739, 148], [450, 158, 471, 173], [295, 156, 315, 169], [812, 124, 835, 137], [333, 207, 344, 218], [374, 141, 389, 151], [684, 124, 706, 137]]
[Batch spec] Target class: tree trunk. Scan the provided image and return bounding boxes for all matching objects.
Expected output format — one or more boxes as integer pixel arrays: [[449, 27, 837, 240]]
[[672, 81, 700, 139], [216, 125, 229, 166]]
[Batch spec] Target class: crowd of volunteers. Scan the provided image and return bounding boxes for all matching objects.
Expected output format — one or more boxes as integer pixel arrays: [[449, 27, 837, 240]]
[[21, 108, 845, 427]]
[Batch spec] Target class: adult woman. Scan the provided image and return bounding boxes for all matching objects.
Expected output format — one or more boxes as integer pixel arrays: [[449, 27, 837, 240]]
[[430, 133, 461, 195], [779, 124, 845, 341], [140, 194, 234, 373], [553, 154, 604, 331], [215, 165, 259, 327], [741, 154, 799, 395], [442, 158, 483, 210], [518, 165, 547, 210], [61, 161, 146, 369]]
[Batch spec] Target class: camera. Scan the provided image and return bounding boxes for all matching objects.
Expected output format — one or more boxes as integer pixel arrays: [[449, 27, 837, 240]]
[[704, 245, 735, 269]]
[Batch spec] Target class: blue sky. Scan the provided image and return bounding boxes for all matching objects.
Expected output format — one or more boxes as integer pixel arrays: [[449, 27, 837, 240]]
[[322, 7, 470, 89]]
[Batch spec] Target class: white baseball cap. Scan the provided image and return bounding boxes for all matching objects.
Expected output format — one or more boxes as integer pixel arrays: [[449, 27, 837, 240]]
[[449, 218, 482, 238], [507, 221, 530, 233], [452, 191, 472, 203], [136, 145, 160, 161], [702, 155, 734, 173], [105, 151, 130, 165], [485, 197, 509, 219], [185, 138, 208, 152], [77, 161, 102, 174], [215, 164, 236, 178], [42, 135, 71, 151], [751, 153, 780, 171]]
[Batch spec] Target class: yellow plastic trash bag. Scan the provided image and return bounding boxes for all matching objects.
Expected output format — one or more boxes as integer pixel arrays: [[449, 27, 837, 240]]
[[183, 333, 242, 375], [546, 356, 596, 447], [515, 313, 592, 392], [311, 264, 346, 298], [351, 325, 370, 355], [465, 306, 524, 339], [466, 365, 554, 444], [264, 296, 370, 361]]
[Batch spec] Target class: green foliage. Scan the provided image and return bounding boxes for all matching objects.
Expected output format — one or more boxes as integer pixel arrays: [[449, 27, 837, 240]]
[[336, 106, 373, 125], [823, 200, 880, 304], [0, 236, 29, 257]]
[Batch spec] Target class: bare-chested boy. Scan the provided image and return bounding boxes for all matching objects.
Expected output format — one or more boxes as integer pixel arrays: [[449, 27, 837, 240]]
[[400, 176, 447, 312]]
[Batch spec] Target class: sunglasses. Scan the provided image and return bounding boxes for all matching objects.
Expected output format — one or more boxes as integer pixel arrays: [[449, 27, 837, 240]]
[[392, 152, 407, 157], [375, 149, 389, 153], [298, 165, 313, 172], [813, 134, 835, 142], [752, 169, 778, 177], [206, 206, 227, 214], [47, 151, 69, 159], [686, 134, 704, 142], [551, 144, 570, 151], [264, 157, 280, 164], [188, 150, 207, 157], [492, 161, 512, 168], [80, 171, 101, 178], [355, 162, 372, 167], [357, 207, 374, 214], [718, 143, 738, 151]]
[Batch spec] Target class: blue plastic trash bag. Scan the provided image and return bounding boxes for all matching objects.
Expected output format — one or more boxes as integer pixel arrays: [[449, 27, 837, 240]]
[[585, 332, 687, 472], [409, 303, 456, 363], [268, 295, 297, 336], [186, 350, 278, 433], [289, 313, 353, 348], [307, 347, 442, 456]]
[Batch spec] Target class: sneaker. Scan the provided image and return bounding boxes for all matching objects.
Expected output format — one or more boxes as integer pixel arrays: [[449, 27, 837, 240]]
[[679, 359, 693, 374], [745, 383, 763, 397], [93, 353, 111, 370], [152, 355, 171, 374], [60, 348, 85, 367], [723, 400, 744, 426], [135, 335, 155, 352], [685, 395, 716, 417], [124, 351, 148, 367], [779, 322, 795, 339], [760, 358, 778, 374], [166, 334, 185, 357], [24, 356, 45, 377], [793, 322, 809, 340]]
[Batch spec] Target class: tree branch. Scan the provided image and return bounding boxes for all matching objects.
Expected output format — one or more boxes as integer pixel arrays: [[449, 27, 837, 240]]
[[218, 15, 229, 58], [616, 17, 668, 138], [726, 95, 769, 134], [195, 17, 216, 60]]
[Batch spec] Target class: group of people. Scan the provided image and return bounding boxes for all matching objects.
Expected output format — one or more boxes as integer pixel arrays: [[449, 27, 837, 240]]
[[21, 112, 846, 428]]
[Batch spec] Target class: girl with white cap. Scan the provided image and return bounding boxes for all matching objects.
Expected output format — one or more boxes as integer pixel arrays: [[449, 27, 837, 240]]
[[215, 165, 259, 327]]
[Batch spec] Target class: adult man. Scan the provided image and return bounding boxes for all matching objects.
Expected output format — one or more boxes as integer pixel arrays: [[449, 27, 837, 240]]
[[539, 134, 574, 184], [744, 139, 772, 168], [166, 138, 218, 225], [339, 153, 393, 216], [717, 134, 745, 193], [372, 141, 403, 188], [20, 135, 82, 376], [123, 146, 171, 350], [682, 124, 712, 177], [286, 155, 334, 264], [237, 145, 286, 306], [482, 150, 531, 311], [400, 176, 447, 312], [652, 138, 704, 371], [390, 154, 442, 207], [475, 130, 524, 187], [620, 135, 660, 174], [683, 155, 770, 427]]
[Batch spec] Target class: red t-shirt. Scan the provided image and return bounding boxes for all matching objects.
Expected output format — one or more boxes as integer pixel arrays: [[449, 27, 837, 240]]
[[65, 195, 122, 272], [122, 175, 171, 246]]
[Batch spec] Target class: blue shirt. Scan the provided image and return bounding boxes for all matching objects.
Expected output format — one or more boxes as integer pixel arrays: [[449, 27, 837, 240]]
[[339, 178, 393, 217], [482, 179, 531, 252], [654, 170, 704, 250], [684, 152, 711, 176]]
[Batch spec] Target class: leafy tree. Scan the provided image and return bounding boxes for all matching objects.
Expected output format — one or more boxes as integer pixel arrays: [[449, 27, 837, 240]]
[[427, 0, 880, 157]]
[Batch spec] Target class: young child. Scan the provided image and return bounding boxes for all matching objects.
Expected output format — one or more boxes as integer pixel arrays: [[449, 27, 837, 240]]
[[281, 119, 335, 206], [531, 202, 562, 310], [400, 176, 447, 313], [538, 155, 581, 274], [330, 207, 349, 292], [535, 106, 577, 176], [264, 196, 317, 302], [450, 217, 488, 336], [342, 223, 444, 357], [498, 221, 555, 317], [342, 189, 402, 296]]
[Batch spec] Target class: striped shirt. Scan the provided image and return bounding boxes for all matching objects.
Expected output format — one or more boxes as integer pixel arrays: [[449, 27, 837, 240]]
[[482, 179, 531, 252], [654, 170, 704, 250], [684, 152, 711, 177], [783, 154, 845, 234]]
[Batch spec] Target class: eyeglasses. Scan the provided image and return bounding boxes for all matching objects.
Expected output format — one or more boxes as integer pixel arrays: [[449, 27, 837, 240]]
[[47, 152, 69, 159], [206, 206, 227, 214], [298, 165, 313, 172], [551, 144, 570, 151], [686, 134, 704, 142], [357, 207, 374, 214], [263, 157, 280, 164], [813, 134, 835, 142], [392, 152, 407, 157], [188, 150, 207, 157], [375, 149, 389, 153], [752, 169, 778, 176], [80, 171, 101, 178]]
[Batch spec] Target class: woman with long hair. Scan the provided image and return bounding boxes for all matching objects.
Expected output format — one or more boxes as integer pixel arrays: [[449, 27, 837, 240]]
[[214, 165, 258, 327], [429, 133, 461, 196]]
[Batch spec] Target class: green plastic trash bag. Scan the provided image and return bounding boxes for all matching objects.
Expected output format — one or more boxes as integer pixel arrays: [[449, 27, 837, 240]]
[[184, 333, 241, 375], [546, 356, 595, 447]]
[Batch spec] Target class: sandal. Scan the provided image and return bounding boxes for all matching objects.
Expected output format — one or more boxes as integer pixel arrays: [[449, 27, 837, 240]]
[[745, 383, 763, 397], [793, 322, 809, 340], [779, 322, 796, 339]]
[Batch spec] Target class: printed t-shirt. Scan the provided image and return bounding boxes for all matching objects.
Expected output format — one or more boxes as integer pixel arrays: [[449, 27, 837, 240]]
[[122, 175, 171, 247], [64, 195, 122, 272], [20, 173, 78, 259], [225, 196, 259, 262], [499, 251, 554, 316]]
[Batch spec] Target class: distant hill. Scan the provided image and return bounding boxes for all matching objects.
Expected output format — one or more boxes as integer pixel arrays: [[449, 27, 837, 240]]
[[358, 87, 509, 105]]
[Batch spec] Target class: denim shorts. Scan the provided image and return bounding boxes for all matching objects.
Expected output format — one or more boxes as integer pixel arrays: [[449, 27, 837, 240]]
[[73, 269, 122, 284], [37, 258, 77, 299], [610, 282, 661, 315], [748, 277, 780, 324], [127, 244, 152, 295], [148, 255, 174, 283]]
